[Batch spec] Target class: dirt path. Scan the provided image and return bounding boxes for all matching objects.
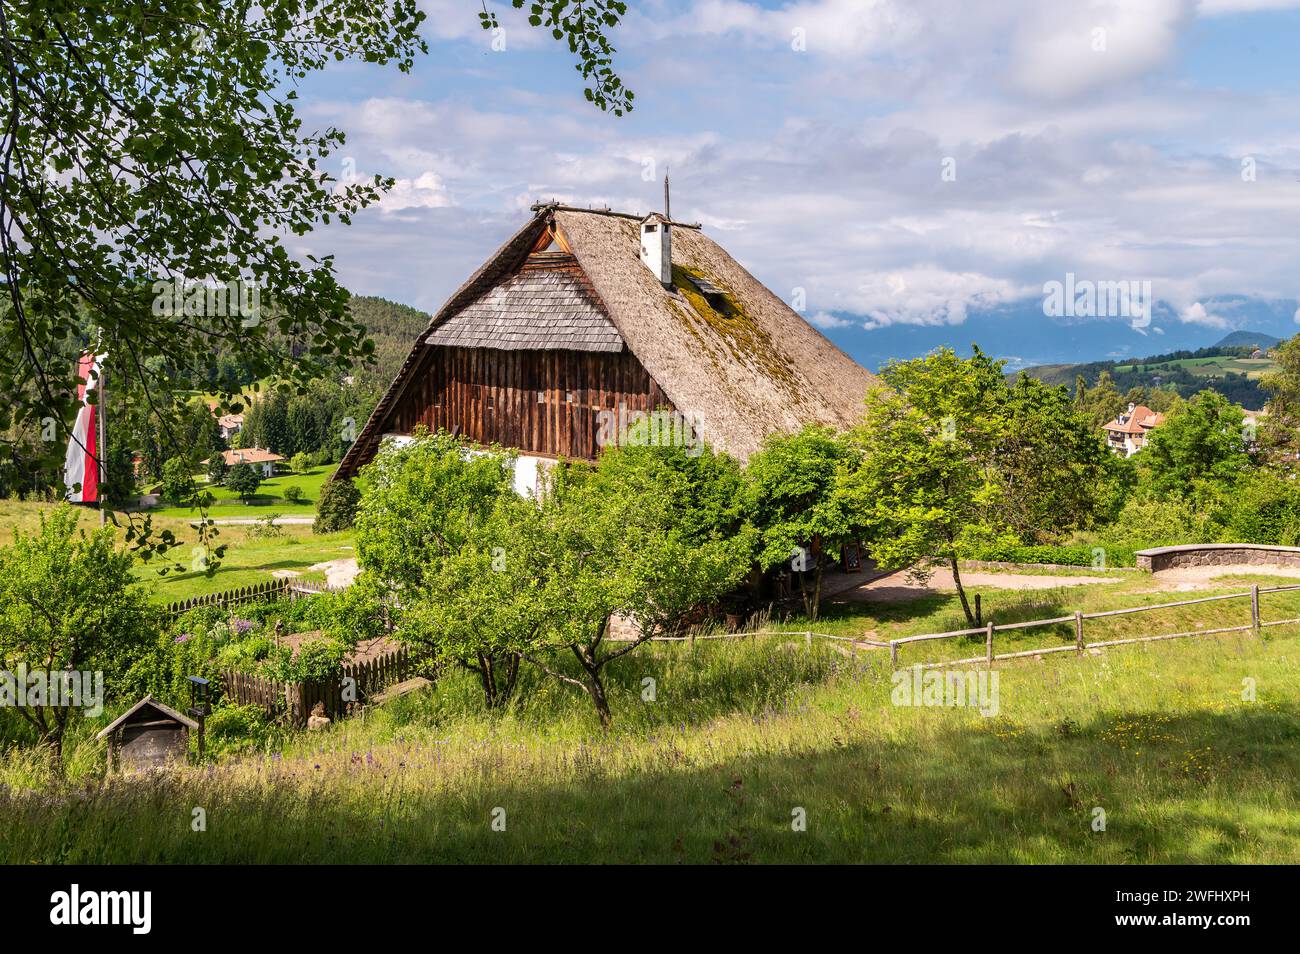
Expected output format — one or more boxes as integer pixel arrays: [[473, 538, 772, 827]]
[[212, 516, 315, 526], [1151, 563, 1300, 591], [309, 557, 360, 588], [832, 567, 1124, 604]]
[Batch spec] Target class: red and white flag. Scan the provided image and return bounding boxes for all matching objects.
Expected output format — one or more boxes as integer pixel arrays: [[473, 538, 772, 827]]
[[63, 351, 105, 504]]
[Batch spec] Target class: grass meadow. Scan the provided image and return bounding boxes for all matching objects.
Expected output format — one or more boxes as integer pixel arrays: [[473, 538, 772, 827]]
[[146, 465, 333, 520], [2, 572, 1297, 864], [0, 500, 355, 604]]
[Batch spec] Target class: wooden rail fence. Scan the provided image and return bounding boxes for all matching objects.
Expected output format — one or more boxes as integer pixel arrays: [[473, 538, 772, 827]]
[[888, 583, 1300, 670]]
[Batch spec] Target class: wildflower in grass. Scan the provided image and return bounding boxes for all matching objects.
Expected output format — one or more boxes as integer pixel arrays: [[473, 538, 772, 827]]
[[174, 633, 192, 644]]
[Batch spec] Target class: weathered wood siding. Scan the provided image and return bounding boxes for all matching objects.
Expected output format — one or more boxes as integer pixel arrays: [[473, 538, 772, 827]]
[[388, 346, 675, 460]]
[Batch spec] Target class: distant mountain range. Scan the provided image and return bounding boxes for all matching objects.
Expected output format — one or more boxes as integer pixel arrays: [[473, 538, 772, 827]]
[[1015, 330, 1284, 409], [833, 297, 1298, 373]]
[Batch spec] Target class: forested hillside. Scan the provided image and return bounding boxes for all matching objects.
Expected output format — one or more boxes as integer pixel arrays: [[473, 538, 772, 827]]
[[1020, 341, 1277, 409], [0, 294, 430, 498]]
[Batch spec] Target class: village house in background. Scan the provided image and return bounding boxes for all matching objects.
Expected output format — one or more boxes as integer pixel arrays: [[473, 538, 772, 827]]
[[207, 447, 284, 477], [217, 412, 244, 441], [1102, 403, 1166, 457], [335, 201, 879, 493]]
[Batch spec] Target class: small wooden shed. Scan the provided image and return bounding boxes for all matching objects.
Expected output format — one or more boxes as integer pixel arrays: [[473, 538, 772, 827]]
[[97, 695, 198, 772]]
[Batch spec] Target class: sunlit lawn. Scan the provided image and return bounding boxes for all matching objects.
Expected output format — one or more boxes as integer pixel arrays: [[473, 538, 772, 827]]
[[147, 465, 333, 519], [0, 499, 355, 604]]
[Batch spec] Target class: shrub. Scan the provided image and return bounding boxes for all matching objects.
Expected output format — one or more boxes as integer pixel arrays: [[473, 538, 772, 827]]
[[282, 485, 305, 504], [122, 627, 226, 711], [263, 636, 348, 683], [966, 542, 1136, 568], [314, 476, 359, 533], [205, 704, 269, 741], [245, 514, 282, 538], [290, 452, 311, 475], [215, 635, 275, 671], [204, 704, 276, 757], [1220, 471, 1300, 545], [303, 582, 387, 646]]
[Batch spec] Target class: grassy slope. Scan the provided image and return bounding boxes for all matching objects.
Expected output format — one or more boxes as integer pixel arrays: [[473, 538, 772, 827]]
[[147, 466, 333, 520], [0, 500, 355, 604], [3, 575, 1297, 863], [1112, 355, 1275, 379]]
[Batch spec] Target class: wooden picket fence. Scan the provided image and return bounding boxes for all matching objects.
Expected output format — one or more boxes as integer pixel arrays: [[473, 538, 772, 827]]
[[888, 582, 1300, 671], [219, 645, 411, 726], [165, 578, 346, 620]]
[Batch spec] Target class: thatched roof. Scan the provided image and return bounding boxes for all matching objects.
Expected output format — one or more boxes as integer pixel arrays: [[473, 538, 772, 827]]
[[336, 205, 879, 475]]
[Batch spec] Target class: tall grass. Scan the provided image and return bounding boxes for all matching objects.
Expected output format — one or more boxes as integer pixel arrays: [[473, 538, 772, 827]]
[[3, 610, 1297, 863]]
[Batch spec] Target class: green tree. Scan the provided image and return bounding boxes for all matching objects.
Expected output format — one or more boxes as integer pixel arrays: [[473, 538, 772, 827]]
[[1143, 390, 1250, 499], [0, 1, 632, 450], [0, 3, 632, 576], [314, 477, 360, 533], [1260, 333, 1300, 468], [355, 431, 536, 708], [524, 447, 746, 727], [161, 456, 197, 504], [745, 426, 859, 620], [1075, 370, 1125, 429], [290, 452, 311, 475], [844, 348, 1013, 627], [225, 462, 262, 504], [0, 508, 155, 762], [207, 453, 229, 487], [998, 374, 1114, 541]]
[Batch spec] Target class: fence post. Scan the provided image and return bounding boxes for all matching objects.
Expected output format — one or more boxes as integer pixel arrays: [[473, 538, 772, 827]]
[[889, 641, 898, 669], [805, 630, 813, 650], [1075, 610, 1085, 653], [1251, 585, 1260, 637], [985, 621, 994, 669]]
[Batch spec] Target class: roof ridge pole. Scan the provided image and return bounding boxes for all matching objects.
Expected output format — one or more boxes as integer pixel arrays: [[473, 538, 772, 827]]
[[664, 170, 670, 221]]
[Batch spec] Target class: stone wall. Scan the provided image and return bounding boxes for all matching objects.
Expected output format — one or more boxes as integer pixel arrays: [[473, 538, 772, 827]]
[[1135, 543, 1300, 573]]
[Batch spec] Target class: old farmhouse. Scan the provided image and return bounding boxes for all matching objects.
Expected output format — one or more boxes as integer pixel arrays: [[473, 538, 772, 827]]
[[335, 203, 879, 490]]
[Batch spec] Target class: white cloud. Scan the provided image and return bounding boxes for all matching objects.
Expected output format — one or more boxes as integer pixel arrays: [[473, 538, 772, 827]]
[[379, 171, 454, 212], [1180, 302, 1231, 328], [808, 310, 853, 329], [850, 268, 1029, 328]]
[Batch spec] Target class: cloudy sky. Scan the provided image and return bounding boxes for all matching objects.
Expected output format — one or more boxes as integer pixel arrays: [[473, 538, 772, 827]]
[[290, 0, 1300, 370]]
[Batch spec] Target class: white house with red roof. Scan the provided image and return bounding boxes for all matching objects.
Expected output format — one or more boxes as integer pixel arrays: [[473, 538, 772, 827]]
[[1102, 403, 1166, 457]]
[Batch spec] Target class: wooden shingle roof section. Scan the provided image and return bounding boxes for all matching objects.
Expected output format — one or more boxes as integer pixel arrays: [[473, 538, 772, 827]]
[[425, 250, 623, 353]]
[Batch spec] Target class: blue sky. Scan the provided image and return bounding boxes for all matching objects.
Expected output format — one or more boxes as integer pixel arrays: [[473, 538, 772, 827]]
[[287, 0, 1300, 370]]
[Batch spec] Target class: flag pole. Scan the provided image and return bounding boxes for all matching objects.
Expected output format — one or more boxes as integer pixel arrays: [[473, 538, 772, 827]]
[[96, 330, 107, 526]]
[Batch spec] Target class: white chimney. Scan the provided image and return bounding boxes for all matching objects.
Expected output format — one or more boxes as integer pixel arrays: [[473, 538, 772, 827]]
[[640, 213, 671, 287]]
